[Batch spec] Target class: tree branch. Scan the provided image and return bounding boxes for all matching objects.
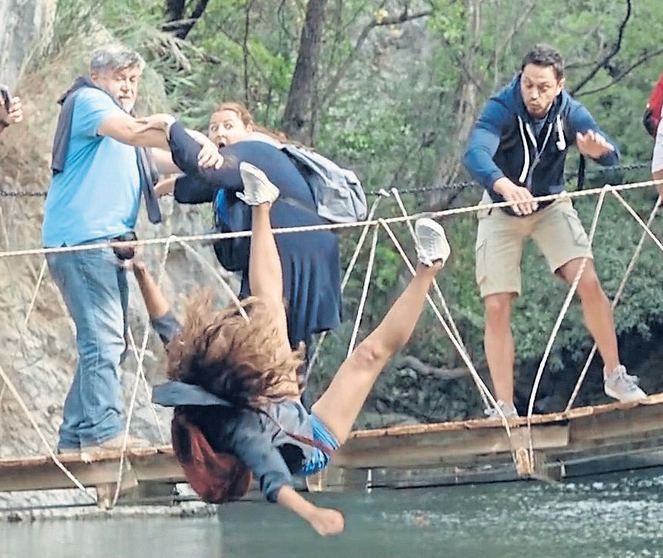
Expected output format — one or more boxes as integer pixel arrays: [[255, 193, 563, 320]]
[[319, 7, 432, 109], [570, 0, 632, 96], [575, 47, 663, 98], [242, 0, 255, 106], [393, 355, 471, 381], [162, 0, 210, 41]]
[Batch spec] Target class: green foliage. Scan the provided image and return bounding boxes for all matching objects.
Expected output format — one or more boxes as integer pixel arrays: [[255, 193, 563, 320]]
[[41, 0, 663, 408]]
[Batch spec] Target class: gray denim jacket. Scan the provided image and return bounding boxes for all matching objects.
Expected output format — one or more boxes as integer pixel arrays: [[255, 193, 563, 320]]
[[151, 312, 318, 502]]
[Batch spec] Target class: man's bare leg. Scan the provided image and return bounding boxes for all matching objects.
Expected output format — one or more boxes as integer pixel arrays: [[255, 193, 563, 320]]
[[559, 257, 646, 402], [483, 293, 517, 410], [559, 258, 619, 371]]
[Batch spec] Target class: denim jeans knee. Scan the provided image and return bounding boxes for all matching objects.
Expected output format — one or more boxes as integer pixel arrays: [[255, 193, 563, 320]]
[[47, 245, 128, 446]]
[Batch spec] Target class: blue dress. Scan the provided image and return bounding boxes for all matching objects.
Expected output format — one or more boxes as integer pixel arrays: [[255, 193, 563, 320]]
[[168, 123, 342, 351]]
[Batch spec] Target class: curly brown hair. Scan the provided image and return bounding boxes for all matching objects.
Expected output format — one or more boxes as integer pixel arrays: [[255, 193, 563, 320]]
[[165, 291, 303, 409]]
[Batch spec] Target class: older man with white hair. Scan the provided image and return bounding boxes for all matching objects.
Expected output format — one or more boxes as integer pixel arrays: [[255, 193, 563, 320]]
[[43, 45, 221, 455]]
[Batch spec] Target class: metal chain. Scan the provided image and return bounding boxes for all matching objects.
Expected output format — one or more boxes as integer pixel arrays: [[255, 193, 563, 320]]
[[0, 161, 653, 199], [366, 161, 652, 197]]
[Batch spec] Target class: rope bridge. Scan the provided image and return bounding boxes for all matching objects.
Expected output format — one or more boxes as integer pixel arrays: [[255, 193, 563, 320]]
[[0, 177, 662, 510]]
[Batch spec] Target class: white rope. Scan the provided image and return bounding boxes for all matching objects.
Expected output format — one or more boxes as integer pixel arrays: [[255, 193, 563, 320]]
[[0, 177, 659, 498], [389, 189, 490, 410], [0, 179, 659, 261], [0, 364, 95, 501], [565, 196, 662, 411], [347, 224, 380, 357], [610, 189, 663, 254], [0, 258, 48, 411], [390, 189, 464, 344], [377, 220, 511, 432], [526, 187, 608, 465], [0, 252, 95, 499], [306, 195, 385, 377], [110, 237, 173, 507], [23, 259, 47, 329], [0, 204, 10, 248], [174, 238, 249, 322]]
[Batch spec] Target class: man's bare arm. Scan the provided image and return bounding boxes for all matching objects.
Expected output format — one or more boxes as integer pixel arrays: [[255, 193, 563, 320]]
[[150, 147, 181, 174], [654, 170, 663, 199], [98, 112, 169, 148]]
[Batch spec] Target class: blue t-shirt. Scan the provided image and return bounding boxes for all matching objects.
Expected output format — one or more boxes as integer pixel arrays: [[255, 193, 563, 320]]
[[42, 88, 141, 247]]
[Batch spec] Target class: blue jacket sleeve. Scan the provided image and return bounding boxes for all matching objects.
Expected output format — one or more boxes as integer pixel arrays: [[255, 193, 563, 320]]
[[231, 416, 293, 503], [566, 103, 620, 167], [463, 99, 511, 191], [150, 311, 182, 346], [173, 174, 216, 205], [169, 122, 243, 190]]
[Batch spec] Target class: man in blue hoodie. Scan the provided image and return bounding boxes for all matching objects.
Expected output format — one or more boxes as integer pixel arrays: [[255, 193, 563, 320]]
[[463, 44, 646, 417]]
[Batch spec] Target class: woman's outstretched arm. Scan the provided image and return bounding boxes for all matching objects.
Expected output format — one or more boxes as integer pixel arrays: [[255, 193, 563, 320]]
[[131, 260, 170, 319], [276, 486, 344, 536]]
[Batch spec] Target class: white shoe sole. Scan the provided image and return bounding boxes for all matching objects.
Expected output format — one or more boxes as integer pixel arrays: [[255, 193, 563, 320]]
[[415, 218, 451, 265], [238, 162, 280, 205], [604, 386, 647, 403]]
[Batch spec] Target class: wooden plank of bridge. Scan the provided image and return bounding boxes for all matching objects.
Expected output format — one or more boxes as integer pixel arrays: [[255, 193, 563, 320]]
[[3, 395, 663, 500], [333, 423, 570, 469], [0, 447, 181, 498]]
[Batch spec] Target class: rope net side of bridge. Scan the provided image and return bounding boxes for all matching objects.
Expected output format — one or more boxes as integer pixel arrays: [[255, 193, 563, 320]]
[[1, 176, 662, 509]]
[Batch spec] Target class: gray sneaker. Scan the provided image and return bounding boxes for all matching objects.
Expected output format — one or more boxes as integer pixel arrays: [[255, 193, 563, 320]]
[[604, 365, 647, 403], [238, 162, 280, 206], [414, 218, 451, 266], [484, 400, 519, 419]]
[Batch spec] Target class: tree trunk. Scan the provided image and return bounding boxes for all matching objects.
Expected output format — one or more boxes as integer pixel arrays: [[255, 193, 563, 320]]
[[281, 0, 327, 144], [163, 0, 210, 40], [428, 0, 482, 209]]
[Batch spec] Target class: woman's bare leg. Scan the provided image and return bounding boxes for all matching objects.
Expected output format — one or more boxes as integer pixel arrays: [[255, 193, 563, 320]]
[[312, 218, 450, 444], [240, 162, 290, 349]]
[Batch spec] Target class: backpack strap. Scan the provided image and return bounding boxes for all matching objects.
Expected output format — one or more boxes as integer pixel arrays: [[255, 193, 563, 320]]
[[258, 408, 336, 456], [576, 155, 586, 191], [284, 431, 336, 456]]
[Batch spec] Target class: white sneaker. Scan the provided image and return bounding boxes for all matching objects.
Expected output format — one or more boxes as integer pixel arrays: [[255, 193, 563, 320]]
[[237, 162, 280, 206], [415, 218, 451, 266], [604, 365, 647, 403], [484, 400, 519, 419]]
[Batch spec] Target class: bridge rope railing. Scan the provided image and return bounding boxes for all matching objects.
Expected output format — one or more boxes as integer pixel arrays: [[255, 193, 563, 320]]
[[0, 178, 660, 261], [525, 186, 607, 467], [0, 176, 662, 506], [0, 161, 653, 199]]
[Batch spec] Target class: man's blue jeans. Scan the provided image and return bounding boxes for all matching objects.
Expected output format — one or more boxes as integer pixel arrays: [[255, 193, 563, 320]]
[[46, 244, 128, 448]]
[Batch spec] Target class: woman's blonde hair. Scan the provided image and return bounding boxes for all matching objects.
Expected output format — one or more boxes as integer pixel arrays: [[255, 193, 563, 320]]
[[166, 291, 303, 408]]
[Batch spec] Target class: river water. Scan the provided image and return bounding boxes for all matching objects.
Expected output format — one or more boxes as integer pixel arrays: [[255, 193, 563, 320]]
[[2, 469, 662, 558]]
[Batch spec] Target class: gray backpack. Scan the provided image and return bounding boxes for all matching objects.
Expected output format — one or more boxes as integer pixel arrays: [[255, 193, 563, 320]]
[[282, 144, 368, 223]]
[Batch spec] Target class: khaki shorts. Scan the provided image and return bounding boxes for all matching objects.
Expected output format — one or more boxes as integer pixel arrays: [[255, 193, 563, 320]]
[[475, 192, 592, 298]]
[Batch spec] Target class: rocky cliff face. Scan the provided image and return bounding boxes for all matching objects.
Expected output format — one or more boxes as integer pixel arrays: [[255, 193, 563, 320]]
[[0, 0, 57, 87], [0, 0, 236, 513]]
